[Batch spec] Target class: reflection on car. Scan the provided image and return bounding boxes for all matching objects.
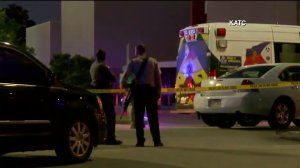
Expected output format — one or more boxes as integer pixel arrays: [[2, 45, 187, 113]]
[[194, 63, 300, 129], [0, 42, 106, 162]]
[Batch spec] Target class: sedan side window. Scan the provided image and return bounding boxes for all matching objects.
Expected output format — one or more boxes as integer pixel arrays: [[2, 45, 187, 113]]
[[290, 73, 300, 81], [279, 66, 300, 81], [222, 66, 275, 78], [279, 70, 290, 81], [0, 48, 48, 85]]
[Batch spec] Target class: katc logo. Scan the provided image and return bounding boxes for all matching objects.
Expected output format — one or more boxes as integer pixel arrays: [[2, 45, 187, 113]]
[[229, 20, 247, 26]]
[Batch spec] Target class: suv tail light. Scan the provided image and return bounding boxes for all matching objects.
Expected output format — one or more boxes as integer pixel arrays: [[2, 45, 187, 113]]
[[95, 96, 105, 120], [96, 96, 103, 111], [96, 96, 104, 116]]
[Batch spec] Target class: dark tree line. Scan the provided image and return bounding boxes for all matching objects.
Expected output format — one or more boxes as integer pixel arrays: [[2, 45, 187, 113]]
[[0, 4, 36, 54]]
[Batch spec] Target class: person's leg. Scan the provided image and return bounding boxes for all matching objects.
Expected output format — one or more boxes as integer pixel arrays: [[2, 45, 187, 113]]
[[145, 87, 162, 146], [100, 94, 114, 140], [100, 93, 121, 144], [133, 88, 146, 146]]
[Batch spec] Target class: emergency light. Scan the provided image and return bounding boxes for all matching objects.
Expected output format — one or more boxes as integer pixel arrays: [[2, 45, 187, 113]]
[[216, 28, 227, 48], [179, 27, 207, 38], [179, 30, 184, 38], [216, 28, 226, 37], [198, 27, 204, 34]]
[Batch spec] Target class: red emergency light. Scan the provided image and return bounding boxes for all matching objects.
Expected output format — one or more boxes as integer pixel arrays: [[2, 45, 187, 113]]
[[216, 28, 226, 37], [198, 27, 204, 34]]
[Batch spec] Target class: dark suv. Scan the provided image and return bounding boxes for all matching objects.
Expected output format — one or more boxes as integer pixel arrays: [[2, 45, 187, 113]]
[[0, 42, 105, 162]]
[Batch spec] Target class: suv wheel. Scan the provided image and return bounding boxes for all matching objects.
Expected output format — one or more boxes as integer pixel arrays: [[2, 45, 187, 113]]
[[55, 119, 94, 162]]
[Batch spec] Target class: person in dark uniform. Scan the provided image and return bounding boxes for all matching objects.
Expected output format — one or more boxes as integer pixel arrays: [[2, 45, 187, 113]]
[[122, 44, 163, 147], [90, 49, 122, 145]]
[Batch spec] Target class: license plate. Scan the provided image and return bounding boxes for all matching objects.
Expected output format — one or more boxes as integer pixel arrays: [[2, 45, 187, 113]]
[[208, 99, 221, 107]]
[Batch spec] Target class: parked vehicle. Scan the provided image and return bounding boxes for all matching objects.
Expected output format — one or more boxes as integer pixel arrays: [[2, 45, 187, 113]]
[[0, 42, 106, 162], [194, 63, 300, 129], [176, 22, 300, 110]]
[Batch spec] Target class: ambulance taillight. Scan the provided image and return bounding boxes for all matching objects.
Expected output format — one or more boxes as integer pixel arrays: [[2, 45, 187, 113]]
[[216, 28, 226, 37]]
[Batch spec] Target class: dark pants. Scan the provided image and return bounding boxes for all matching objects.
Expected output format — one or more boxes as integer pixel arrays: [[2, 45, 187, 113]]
[[133, 84, 161, 144], [99, 93, 116, 141]]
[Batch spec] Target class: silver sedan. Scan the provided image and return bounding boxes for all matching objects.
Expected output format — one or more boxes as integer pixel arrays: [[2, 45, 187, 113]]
[[194, 63, 300, 129]]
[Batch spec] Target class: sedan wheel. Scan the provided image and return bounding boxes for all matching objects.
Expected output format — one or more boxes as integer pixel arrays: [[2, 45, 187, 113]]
[[216, 116, 236, 128], [268, 100, 293, 129], [200, 114, 217, 126], [55, 119, 94, 162]]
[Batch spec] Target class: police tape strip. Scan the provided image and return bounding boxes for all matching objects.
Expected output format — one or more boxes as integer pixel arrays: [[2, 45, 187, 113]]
[[88, 81, 300, 94]]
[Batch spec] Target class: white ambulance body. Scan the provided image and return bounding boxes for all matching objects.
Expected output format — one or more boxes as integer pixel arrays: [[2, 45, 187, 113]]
[[175, 22, 300, 109]]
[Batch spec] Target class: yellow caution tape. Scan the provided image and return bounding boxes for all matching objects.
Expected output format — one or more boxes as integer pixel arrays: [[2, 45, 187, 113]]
[[87, 88, 126, 93], [88, 81, 300, 94]]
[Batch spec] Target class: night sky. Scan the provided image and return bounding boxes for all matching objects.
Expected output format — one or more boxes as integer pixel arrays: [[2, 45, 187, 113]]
[[0, 1, 61, 24]]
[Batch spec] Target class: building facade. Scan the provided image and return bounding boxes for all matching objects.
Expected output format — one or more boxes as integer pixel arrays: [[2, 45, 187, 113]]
[[25, 1, 299, 106], [26, 21, 61, 67], [206, 1, 298, 25]]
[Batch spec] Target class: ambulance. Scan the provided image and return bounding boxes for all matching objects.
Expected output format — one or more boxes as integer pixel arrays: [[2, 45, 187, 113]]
[[176, 22, 300, 109]]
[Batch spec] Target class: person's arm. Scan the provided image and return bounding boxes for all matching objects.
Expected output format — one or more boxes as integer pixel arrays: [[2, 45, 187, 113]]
[[154, 61, 162, 99], [121, 61, 133, 88], [104, 65, 116, 83]]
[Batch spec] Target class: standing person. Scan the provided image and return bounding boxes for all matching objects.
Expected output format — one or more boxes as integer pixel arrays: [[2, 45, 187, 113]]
[[122, 44, 163, 147], [90, 49, 122, 145]]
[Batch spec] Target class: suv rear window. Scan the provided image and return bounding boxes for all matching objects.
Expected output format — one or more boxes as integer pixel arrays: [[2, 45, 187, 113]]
[[220, 65, 275, 78], [0, 47, 47, 85]]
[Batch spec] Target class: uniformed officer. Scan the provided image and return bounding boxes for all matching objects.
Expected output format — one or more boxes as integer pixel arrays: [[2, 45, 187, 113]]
[[122, 44, 163, 147]]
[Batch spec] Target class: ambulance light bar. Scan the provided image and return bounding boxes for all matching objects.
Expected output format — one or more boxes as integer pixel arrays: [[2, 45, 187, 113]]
[[179, 27, 207, 38]]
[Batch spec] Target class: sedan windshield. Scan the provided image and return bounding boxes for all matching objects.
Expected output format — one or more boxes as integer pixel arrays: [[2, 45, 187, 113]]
[[220, 65, 275, 78]]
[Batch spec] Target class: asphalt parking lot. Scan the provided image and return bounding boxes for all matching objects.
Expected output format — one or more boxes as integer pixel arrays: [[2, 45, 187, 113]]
[[3, 107, 300, 168]]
